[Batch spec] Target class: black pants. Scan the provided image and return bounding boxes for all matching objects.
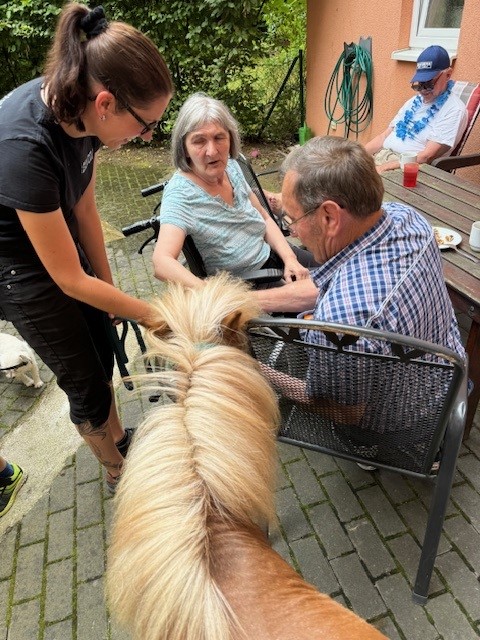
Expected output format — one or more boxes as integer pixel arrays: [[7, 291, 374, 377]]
[[0, 255, 113, 429], [256, 244, 320, 289]]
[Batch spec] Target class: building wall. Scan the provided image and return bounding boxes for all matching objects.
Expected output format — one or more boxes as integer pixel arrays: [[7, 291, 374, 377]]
[[306, 0, 480, 183]]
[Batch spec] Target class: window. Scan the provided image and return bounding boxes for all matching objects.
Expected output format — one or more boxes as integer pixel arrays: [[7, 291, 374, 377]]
[[410, 0, 464, 51]]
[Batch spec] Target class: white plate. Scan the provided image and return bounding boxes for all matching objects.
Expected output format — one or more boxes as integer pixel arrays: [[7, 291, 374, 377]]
[[433, 226, 462, 249]]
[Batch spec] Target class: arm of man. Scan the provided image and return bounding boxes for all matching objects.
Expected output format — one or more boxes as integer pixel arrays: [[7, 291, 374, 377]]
[[17, 208, 155, 327], [364, 127, 393, 155], [152, 223, 204, 288], [415, 140, 451, 164], [253, 277, 319, 313], [365, 127, 403, 173], [259, 362, 365, 424], [249, 192, 309, 282]]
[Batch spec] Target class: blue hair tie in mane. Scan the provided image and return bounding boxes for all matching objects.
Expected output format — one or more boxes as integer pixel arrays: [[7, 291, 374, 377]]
[[195, 342, 216, 351]]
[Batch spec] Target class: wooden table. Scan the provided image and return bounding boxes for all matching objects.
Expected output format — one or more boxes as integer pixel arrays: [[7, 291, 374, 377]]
[[382, 164, 480, 439]]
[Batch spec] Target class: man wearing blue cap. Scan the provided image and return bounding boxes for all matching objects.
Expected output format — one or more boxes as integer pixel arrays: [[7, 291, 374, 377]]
[[365, 45, 467, 173]]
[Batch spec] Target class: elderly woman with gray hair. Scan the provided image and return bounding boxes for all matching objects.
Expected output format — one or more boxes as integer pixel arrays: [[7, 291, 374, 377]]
[[152, 92, 317, 289]]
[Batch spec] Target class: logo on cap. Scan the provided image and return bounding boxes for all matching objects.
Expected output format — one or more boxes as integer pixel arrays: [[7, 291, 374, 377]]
[[417, 61, 433, 69]]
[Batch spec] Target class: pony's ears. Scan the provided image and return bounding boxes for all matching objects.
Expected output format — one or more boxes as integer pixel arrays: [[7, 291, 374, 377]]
[[221, 310, 250, 349], [147, 302, 252, 350], [222, 309, 244, 331], [149, 318, 170, 338]]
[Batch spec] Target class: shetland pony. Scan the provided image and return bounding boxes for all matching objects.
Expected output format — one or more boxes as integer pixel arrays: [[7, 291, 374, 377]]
[[106, 273, 387, 640]]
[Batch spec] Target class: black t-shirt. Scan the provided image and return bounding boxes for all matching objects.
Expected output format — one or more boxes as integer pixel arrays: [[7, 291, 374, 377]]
[[0, 78, 101, 256]]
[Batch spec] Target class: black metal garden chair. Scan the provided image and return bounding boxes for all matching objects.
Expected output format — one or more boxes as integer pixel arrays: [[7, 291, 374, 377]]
[[247, 315, 467, 605]]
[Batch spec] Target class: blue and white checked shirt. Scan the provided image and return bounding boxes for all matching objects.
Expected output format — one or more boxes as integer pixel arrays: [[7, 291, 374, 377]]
[[303, 202, 465, 358], [298, 203, 466, 415]]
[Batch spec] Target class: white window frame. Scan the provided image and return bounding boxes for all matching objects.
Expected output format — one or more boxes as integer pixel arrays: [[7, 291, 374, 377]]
[[409, 0, 462, 51]]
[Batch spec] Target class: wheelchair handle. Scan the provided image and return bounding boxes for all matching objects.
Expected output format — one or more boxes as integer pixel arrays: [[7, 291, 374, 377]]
[[141, 182, 166, 198], [122, 217, 157, 236]]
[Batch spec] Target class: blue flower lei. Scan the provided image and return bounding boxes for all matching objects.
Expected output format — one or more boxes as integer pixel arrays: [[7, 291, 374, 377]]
[[395, 80, 454, 141]]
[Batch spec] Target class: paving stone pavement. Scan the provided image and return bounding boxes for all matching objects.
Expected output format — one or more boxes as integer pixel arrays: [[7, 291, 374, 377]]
[[1, 165, 480, 639]]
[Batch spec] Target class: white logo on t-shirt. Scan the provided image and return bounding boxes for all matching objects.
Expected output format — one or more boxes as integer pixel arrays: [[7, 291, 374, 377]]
[[81, 149, 94, 174]]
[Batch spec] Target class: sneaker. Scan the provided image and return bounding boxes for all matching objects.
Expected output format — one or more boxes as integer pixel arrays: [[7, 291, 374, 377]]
[[0, 463, 27, 517], [115, 427, 135, 458], [357, 462, 378, 471]]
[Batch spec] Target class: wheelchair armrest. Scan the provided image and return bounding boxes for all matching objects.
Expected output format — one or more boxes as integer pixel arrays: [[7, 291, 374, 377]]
[[241, 268, 283, 284]]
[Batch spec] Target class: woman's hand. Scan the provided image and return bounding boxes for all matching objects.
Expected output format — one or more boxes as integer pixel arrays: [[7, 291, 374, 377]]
[[282, 256, 310, 283]]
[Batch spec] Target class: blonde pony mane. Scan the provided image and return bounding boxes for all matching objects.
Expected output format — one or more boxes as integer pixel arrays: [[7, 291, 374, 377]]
[[107, 273, 280, 640]]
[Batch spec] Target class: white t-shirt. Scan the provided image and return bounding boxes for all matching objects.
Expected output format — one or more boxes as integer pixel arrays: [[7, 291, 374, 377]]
[[383, 92, 467, 156]]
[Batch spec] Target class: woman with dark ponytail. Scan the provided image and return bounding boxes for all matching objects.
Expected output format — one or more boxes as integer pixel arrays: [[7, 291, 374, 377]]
[[0, 3, 173, 494]]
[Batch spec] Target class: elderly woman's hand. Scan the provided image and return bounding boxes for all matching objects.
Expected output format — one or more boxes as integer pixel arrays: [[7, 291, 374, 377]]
[[282, 257, 310, 283]]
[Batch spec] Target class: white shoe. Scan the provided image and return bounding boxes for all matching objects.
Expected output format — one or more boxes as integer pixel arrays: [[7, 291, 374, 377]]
[[357, 462, 377, 471]]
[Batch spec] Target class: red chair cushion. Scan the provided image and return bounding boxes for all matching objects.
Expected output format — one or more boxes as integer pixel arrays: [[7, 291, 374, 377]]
[[451, 81, 480, 156]]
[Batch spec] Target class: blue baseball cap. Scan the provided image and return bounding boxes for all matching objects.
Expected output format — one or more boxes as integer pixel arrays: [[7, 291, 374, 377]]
[[410, 45, 451, 83]]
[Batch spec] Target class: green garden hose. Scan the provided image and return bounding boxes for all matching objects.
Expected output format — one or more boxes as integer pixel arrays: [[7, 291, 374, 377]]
[[324, 43, 374, 138]]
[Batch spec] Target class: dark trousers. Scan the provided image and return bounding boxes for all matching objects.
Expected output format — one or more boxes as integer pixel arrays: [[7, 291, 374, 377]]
[[257, 244, 320, 289], [0, 255, 113, 429]]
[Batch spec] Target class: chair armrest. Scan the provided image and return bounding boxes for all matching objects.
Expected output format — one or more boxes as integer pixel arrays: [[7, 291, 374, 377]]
[[432, 153, 480, 171], [256, 167, 280, 177], [241, 268, 283, 284]]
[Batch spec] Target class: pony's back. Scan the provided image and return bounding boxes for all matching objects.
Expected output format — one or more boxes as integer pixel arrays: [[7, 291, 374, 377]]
[[107, 274, 279, 640]]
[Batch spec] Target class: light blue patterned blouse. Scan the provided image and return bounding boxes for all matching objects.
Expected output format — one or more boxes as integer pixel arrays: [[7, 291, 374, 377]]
[[159, 159, 270, 277]]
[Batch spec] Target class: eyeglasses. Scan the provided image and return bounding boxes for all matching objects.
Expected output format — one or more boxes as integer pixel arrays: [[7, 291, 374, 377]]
[[280, 204, 321, 230], [90, 92, 159, 136], [116, 96, 159, 136], [411, 73, 442, 93]]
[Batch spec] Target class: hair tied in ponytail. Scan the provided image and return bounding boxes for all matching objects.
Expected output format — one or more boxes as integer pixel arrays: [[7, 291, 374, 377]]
[[80, 5, 108, 40]]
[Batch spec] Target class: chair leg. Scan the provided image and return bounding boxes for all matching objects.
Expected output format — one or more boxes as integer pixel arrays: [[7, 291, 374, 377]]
[[412, 416, 464, 603]]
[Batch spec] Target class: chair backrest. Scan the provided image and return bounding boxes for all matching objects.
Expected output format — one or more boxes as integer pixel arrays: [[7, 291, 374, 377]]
[[248, 317, 466, 475], [182, 234, 208, 278], [248, 316, 467, 604], [450, 80, 480, 157], [236, 154, 290, 237], [236, 154, 278, 221]]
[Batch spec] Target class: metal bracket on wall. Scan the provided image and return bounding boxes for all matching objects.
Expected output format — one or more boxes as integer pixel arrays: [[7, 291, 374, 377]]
[[359, 36, 372, 56]]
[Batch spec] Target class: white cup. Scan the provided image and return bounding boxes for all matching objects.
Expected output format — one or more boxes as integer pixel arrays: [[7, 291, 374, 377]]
[[400, 151, 417, 169], [469, 221, 480, 252]]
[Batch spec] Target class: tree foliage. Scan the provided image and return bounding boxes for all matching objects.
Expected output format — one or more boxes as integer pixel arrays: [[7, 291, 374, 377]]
[[0, 1, 62, 96], [105, 0, 270, 134], [0, 0, 306, 141]]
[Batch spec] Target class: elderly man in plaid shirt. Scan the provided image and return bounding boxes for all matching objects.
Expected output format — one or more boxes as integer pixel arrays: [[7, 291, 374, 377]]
[[254, 135, 464, 361]]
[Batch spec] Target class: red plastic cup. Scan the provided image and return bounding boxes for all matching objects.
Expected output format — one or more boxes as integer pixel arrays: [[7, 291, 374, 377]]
[[403, 162, 419, 188]]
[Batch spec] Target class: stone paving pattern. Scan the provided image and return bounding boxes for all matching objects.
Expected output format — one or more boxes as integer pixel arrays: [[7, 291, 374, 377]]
[[1, 156, 480, 639]]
